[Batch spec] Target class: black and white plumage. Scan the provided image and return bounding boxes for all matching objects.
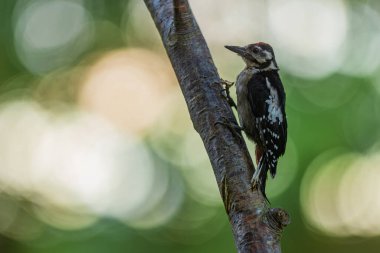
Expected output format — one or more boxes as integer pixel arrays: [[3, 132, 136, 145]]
[[225, 42, 287, 199]]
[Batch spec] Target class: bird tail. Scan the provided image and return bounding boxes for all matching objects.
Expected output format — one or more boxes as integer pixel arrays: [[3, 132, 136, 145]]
[[256, 153, 278, 201], [256, 156, 269, 201]]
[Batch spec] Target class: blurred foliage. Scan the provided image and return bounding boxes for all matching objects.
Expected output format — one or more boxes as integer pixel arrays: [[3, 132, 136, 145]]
[[1, 0, 380, 253]]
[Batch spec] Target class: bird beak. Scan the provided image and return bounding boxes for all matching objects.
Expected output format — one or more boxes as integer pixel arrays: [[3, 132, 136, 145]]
[[225, 45, 246, 56]]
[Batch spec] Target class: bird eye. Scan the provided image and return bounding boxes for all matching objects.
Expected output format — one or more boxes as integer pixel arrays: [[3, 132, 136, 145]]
[[252, 47, 259, 54]]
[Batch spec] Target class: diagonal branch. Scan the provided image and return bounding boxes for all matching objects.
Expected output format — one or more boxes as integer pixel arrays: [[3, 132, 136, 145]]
[[143, 0, 290, 252]]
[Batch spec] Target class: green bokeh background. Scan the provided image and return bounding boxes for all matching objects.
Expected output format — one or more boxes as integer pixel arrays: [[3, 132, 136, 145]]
[[1, 0, 380, 252]]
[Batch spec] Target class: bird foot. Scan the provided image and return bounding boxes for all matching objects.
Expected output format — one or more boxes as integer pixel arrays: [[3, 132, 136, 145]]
[[250, 162, 270, 203], [215, 119, 243, 134], [214, 118, 244, 142], [250, 179, 260, 192], [250, 168, 260, 189], [220, 79, 237, 109], [221, 79, 234, 89]]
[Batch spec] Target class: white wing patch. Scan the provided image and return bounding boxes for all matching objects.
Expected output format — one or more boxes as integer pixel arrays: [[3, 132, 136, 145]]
[[265, 78, 283, 124]]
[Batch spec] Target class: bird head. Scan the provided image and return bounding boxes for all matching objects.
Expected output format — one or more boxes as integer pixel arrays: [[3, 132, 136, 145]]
[[225, 42, 279, 70]]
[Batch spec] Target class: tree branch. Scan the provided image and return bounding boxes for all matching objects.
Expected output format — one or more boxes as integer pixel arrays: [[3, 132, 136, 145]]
[[143, 0, 290, 252]]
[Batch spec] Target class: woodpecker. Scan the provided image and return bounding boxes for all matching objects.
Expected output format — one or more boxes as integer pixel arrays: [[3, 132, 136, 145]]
[[225, 42, 287, 200]]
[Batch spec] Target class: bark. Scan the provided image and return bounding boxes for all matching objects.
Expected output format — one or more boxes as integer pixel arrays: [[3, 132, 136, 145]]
[[143, 0, 290, 252]]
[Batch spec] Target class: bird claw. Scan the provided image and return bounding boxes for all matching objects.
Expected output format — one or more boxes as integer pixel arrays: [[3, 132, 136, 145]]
[[250, 169, 260, 188], [221, 79, 234, 88], [220, 79, 237, 109], [214, 119, 244, 143], [215, 120, 243, 134], [250, 162, 270, 203], [250, 178, 259, 191]]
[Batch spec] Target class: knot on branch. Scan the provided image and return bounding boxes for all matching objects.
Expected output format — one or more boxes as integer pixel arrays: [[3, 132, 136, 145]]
[[267, 208, 291, 232]]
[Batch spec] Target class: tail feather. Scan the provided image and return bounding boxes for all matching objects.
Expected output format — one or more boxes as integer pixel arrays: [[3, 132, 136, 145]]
[[257, 153, 279, 201], [257, 155, 269, 201], [269, 159, 278, 178]]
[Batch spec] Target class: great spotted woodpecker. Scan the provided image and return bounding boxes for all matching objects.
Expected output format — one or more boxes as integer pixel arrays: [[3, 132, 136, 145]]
[[225, 42, 287, 200]]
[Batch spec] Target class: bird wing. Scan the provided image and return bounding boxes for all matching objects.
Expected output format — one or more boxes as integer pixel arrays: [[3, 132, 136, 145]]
[[247, 72, 287, 175]]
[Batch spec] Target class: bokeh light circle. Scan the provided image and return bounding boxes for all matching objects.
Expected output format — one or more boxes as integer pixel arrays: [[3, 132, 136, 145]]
[[301, 149, 380, 237], [180, 130, 222, 206], [0, 100, 179, 230], [13, 0, 94, 74], [339, 4, 380, 77], [79, 48, 176, 135], [268, 0, 348, 78]]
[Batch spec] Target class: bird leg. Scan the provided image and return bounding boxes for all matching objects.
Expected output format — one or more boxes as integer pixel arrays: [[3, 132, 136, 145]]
[[255, 147, 263, 165], [251, 158, 262, 189], [251, 151, 270, 202], [251, 147, 264, 189], [214, 117, 244, 140], [220, 79, 237, 109]]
